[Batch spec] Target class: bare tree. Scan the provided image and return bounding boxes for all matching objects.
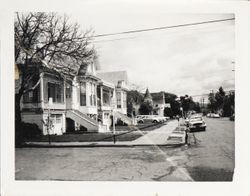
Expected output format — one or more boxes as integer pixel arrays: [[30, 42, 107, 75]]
[[15, 12, 95, 127]]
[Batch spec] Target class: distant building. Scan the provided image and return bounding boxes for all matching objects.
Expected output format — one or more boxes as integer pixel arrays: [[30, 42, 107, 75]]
[[97, 71, 131, 127], [143, 88, 153, 104], [97, 71, 129, 115], [138, 88, 166, 117], [151, 92, 165, 117]]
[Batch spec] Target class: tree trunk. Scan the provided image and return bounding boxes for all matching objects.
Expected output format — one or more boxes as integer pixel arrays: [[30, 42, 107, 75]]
[[15, 93, 22, 124], [15, 92, 23, 146]]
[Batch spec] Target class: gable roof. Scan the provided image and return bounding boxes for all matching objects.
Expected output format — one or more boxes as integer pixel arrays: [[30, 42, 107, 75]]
[[144, 88, 152, 101], [96, 71, 128, 85], [151, 92, 165, 103]]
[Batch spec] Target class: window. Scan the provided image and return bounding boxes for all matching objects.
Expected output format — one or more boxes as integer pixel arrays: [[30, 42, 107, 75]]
[[104, 113, 109, 119], [50, 114, 62, 123], [117, 92, 121, 108], [48, 82, 64, 103], [23, 75, 40, 103], [55, 114, 62, 123], [66, 87, 71, 99], [80, 82, 86, 106], [23, 85, 40, 103], [123, 92, 127, 108], [103, 89, 110, 106]]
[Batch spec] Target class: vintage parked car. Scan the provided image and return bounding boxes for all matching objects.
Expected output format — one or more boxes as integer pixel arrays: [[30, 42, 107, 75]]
[[212, 113, 220, 118], [185, 114, 202, 125], [154, 116, 169, 122], [135, 115, 146, 123], [207, 113, 220, 118], [135, 115, 165, 124], [187, 116, 206, 132]]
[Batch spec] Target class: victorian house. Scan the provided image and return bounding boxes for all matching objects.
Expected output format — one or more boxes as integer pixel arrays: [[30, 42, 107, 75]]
[[17, 62, 132, 135]]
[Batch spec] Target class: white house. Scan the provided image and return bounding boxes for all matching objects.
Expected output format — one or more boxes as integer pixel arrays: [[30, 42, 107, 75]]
[[151, 92, 166, 117], [17, 63, 132, 135]]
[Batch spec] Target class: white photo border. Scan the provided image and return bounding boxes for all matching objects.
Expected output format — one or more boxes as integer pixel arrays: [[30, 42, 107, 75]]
[[1, 1, 250, 196]]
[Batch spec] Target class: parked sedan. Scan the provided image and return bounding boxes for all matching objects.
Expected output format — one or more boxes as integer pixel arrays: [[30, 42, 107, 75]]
[[135, 115, 145, 123], [151, 116, 164, 123], [187, 117, 206, 132], [135, 115, 165, 124], [207, 113, 220, 118], [212, 113, 220, 118]]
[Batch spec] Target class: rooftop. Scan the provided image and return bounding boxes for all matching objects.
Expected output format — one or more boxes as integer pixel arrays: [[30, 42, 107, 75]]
[[151, 92, 165, 102]]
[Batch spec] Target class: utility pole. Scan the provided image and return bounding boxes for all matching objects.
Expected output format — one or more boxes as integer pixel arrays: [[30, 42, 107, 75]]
[[112, 110, 116, 144], [111, 97, 116, 144]]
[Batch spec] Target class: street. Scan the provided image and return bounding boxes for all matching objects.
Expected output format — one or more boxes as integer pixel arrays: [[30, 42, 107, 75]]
[[15, 117, 234, 181], [161, 117, 235, 181]]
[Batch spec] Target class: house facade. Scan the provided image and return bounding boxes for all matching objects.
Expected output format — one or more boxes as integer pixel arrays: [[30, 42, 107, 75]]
[[96, 71, 131, 126], [133, 89, 166, 117], [17, 63, 131, 135], [151, 92, 165, 117]]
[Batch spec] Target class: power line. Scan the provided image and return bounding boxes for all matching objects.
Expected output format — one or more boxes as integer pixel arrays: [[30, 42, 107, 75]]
[[93, 18, 234, 38], [93, 36, 136, 43]]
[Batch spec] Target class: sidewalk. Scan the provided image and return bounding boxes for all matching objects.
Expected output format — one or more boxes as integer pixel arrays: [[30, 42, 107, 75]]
[[23, 120, 185, 147], [131, 120, 181, 145]]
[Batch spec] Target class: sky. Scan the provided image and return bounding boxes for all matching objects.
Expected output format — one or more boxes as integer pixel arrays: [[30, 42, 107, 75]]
[[69, 9, 235, 101]]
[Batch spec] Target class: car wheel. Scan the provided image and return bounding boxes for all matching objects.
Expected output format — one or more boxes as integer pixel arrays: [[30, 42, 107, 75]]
[[152, 120, 157, 123]]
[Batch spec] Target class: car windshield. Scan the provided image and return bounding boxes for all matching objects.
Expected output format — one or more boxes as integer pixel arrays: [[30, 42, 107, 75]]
[[190, 117, 202, 122]]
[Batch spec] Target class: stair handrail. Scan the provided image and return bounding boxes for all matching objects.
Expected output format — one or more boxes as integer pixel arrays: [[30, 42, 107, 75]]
[[114, 111, 133, 125], [72, 109, 99, 124], [68, 110, 98, 126]]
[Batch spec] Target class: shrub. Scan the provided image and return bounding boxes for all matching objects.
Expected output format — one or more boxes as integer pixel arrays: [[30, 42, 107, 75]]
[[139, 101, 153, 115], [16, 122, 42, 142]]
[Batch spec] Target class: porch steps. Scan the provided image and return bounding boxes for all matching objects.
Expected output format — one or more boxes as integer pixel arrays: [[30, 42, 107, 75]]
[[114, 111, 134, 125], [66, 110, 99, 132]]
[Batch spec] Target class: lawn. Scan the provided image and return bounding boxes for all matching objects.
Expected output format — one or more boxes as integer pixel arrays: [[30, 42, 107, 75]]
[[115, 121, 166, 132], [24, 122, 167, 143]]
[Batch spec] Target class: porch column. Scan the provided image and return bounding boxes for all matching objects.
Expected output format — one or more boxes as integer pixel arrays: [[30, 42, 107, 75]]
[[109, 89, 112, 106], [72, 77, 78, 109], [86, 82, 90, 106], [120, 90, 124, 109], [95, 84, 97, 106], [100, 86, 103, 107], [40, 72, 44, 108], [63, 80, 66, 105], [112, 89, 116, 109]]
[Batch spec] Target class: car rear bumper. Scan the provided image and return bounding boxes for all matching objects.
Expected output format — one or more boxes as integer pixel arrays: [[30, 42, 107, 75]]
[[189, 124, 206, 131]]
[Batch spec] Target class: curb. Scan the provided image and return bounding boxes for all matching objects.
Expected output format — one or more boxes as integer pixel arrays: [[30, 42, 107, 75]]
[[20, 142, 185, 148]]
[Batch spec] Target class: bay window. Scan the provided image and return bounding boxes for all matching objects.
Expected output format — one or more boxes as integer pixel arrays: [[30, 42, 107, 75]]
[[80, 82, 86, 106], [48, 82, 63, 103]]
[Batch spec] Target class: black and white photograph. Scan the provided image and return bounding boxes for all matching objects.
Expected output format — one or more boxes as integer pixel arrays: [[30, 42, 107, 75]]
[[14, 11, 235, 181], [2, 1, 250, 196]]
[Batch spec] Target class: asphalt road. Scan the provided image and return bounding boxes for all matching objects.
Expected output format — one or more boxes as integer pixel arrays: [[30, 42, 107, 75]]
[[15, 117, 234, 181], [161, 117, 235, 181]]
